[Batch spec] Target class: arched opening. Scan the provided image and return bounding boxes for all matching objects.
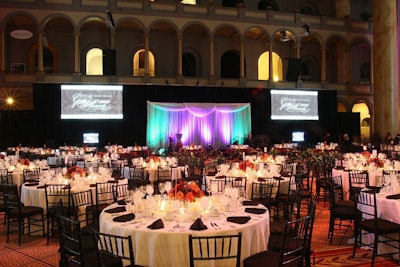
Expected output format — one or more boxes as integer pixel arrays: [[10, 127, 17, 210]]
[[86, 48, 103, 75], [133, 49, 155, 76], [258, 51, 283, 81], [182, 53, 197, 77], [221, 50, 241, 78], [360, 62, 371, 82], [352, 102, 370, 140]]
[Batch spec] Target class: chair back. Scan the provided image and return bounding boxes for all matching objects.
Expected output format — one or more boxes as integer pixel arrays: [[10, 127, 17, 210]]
[[209, 176, 226, 194], [256, 177, 281, 201], [349, 170, 369, 200], [45, 184, 71, 216], [188, 233, 242, 267], [280, 163, 294, 177], [227, 176, 247, 197], [58, 215, 85, 266], [92, 231, 136, 267], [96, 181, 117, 206], [116, 183, 128, 202], [158, 165, 172, 183], [2, 183, 22, 211], [355, 189, 377, 220], [71, 189, 95, 226], [280, 215, 311, 266], [23, 168, 40, 183], [128, 166, 148, 188], [284, 190, 302, 221]]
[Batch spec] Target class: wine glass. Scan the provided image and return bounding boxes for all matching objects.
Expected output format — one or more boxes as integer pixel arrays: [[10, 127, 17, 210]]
[[158, 182, 165, 195], [211, 183, 218, 196], [164, 181, 172, 194], [200, 197, 209, 217], [146, 184, 154, 197], [125, 197, 133, 213]]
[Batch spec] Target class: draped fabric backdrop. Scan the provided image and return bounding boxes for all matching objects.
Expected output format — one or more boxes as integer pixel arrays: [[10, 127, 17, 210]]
[[146, 101, 252, 150]]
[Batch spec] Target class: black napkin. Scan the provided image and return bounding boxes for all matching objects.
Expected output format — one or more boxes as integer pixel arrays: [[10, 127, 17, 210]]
[[147, 219, 164, 230], [112, 213, 135, 222], [227, 216, 251, 224], [24, 182, 39, 187], [105, 206, 126, 213], [215, 175, 226, 179], [36, 185, 47, 189], [245, 208, 267, 214], [117, 200, 126, 205], [190, 218, 208, 231], [89, 184, 96, 187], [386, 194, 400, 200], [242, 200, 259, 206]]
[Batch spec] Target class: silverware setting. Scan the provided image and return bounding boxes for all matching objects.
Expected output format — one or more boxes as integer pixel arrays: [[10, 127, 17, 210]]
[[169, 224, 180, 232], [210, 222, 222, 230]]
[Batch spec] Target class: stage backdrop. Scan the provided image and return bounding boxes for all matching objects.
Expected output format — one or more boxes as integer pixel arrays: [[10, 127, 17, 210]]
[[146, 101, 251, 149]]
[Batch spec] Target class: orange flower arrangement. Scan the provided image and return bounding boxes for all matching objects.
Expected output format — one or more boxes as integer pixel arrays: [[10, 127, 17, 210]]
[[239, 160, 256, 171], [169, 180, 204, 202], [66, 166, 87, 179], [19, 158, 30, 166], [147, 155, 160, 163]]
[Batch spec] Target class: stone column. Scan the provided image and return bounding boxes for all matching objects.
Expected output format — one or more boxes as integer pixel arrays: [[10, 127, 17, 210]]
[[37, 32, 44, 73], [268, 43, 273, 81], [321, 46, 326, 82], [74, 32, 80, 74], [0, 28, 4, 72], [373, 0, 399, 135], [240, 39, 245, 78], [144, 34, 150, 77], [177, 36, 183, 78], [345, 48, 351, 84], [209, 38, 214, 77]]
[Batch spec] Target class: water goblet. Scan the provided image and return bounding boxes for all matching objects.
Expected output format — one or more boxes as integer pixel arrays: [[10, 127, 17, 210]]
[[125, 197, 133, 213], [146, 184, 154, 197], [164, 181, 172, 194], [158, 182, 165, 195]]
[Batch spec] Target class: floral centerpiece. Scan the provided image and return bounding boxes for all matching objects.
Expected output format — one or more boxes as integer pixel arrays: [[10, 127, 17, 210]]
[[238, 160, 256, 171], [147, 155, 160, 163], [65, 166, 87, 179], [169, 180, 204, 202], [19, 158, 30, 166]]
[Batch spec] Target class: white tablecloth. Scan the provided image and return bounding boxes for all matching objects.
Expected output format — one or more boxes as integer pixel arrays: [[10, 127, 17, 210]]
[[359, 193, 400, 257], [99, 201, 270, 267]]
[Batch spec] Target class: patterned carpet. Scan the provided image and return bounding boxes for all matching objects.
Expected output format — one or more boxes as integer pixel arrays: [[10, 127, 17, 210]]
[[0, 198, 399, 266]]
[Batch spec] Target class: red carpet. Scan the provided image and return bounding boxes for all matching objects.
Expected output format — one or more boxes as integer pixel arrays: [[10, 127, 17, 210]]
[[314, 247, 399, 266]]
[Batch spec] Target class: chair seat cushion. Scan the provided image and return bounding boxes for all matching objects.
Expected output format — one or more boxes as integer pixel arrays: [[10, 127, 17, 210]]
[[332, 206, 356, 219], [8, 206, 43, 217], [268, 233, 305, 252], [244, 250, 300, 267], [359, 218, 400, 234]]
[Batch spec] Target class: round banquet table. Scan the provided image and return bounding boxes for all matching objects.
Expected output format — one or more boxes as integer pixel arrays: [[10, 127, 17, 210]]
[[99, 200, 270, 267]]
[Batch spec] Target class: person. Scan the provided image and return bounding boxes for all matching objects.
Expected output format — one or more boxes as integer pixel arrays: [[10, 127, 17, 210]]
[[339, 133, 353, 153], [322, 132, 331, 144], [384, 132, 393, 144]]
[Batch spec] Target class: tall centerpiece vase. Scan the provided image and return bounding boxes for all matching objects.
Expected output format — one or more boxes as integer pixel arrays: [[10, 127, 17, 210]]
[[176, 133, 183, 153]]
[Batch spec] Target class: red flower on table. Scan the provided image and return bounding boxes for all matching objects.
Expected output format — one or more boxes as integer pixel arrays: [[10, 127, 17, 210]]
[[66, 166, 87, 179], [19, 158, 30, 166], [239, 160, 255, 171], [169, 180, 204, 202]]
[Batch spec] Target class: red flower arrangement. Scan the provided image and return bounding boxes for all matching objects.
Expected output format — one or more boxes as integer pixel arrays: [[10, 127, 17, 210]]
[[147, 155, 160, 163], [19, 158, 30, 166], [66, 166, 87, 179], [239, 160, 256, 171], [367, 157, 384, 168], [169, 180, 204, 202]]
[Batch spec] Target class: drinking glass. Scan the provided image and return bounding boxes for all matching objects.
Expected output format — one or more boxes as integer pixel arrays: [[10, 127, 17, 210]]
[[158, 182, 165, 195], [146, 184, 154, 197], [164, 181, 172, 194]]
